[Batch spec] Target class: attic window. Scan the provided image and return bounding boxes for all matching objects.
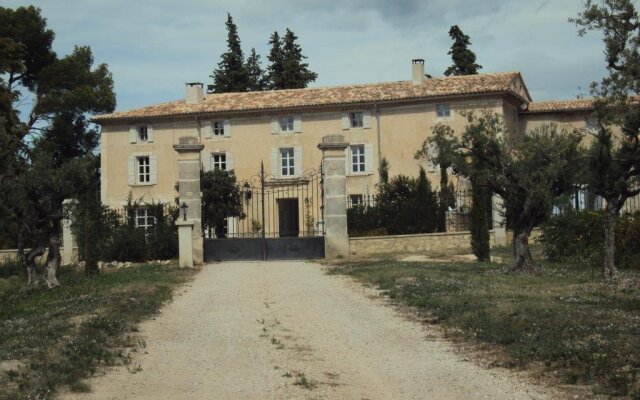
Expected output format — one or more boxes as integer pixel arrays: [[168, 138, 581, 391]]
[[436, 104, 451, 118], [137, 126, 148, 141]]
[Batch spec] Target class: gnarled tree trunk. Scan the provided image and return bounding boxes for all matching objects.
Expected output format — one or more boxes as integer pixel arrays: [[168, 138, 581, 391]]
[[44, 235, 61, 288], [513, 229, 539, 273], [602, 203, 619, 280], [25, 246, 45, 287]]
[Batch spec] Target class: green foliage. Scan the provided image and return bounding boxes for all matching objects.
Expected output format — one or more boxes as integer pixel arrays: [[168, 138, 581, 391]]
[[144, 203, 179, 261], [334, 260, 640, 397], [201, 169, 246, 235], [208, 13, 249, 93], [470, 179, 491, 261], [245, 47, 268, 91], [0, 263, 194, 399], [378, 157, 390, 184], [540, 210, 640, 269], [267, 29, 317, 89], [443, 25, 482, 76], [347, 170, 439, 237]]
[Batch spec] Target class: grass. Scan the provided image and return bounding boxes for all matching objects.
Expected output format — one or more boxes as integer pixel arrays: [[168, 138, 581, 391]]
[[329, 256, 640, 398], [0, 260, 195, 400]]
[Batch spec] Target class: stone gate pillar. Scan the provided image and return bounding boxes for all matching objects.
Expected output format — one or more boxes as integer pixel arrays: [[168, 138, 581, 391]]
[[318, 135, 349, 258], [173, 137, 204, 266]]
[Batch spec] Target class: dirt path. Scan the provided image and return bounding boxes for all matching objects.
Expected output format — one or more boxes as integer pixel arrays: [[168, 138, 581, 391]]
[[65, 261, 560, 399]]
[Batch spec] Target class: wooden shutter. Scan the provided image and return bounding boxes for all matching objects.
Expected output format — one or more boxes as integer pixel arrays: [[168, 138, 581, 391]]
[[223, 120, 231, 138], [270, 148, 279, 177], [293, 147, 302, 176], [149, 154, 158, 184], [128, 155, 135, 185], [363, 111, 372, 129], [203, 121, 213, 139], [147, 125, 154, 142], [129, 127, 137, 143], [341, 113, 350, 130], [226, 151, 234, 171], [293, 115, 302, 133], [364, 144, 374, 173], [271, 117, 280, 134], [202, 152, 212, 172]]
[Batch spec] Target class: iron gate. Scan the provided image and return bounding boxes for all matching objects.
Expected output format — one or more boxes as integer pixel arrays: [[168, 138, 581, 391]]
[[203, 163, 325, 261]]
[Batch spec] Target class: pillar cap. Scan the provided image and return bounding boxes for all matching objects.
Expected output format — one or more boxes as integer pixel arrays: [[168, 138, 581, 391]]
[[318, 134, 349, 151], [176, 220, 195, 227], [174, 136, 204, 152]]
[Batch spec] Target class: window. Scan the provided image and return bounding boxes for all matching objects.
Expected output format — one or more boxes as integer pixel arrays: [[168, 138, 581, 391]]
[[137, 126, 148, 141], [436, 104, 451, 118], [212, 153, 226, 171], [280, 148, 295, 176], [350, 194, 363, 207], [279, 116, 294, 132], [586, 118, 598, 133], [137, 156, 150, 183], [135, 208, 156, 230], [350, 145, 366, 173], [350, 112, 363, 128], [213, 121, 225, 136]]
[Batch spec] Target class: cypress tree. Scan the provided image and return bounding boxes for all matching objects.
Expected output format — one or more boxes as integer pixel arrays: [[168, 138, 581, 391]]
[[245, 48, 268, 91], [414, 167, 439, 233], [266, 31, 285, 89], [444, 25, 482, 76], [269, 29, 317, 89], [208, 13, 249, 93]]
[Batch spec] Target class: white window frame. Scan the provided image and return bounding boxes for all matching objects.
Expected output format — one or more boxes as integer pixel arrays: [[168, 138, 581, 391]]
[[436, 104, 451, 119], [280, 148, 295, 177], [137, 156, 150, 184], [137, 125, 148, 142], [350, 194, 363, 207], [213, 120, 225, 136], [586, 118, 598, 133], [135, 207, 156, 230], [279, 116, 294, 133], [350, 144, 366, 173], [212, 153, 227, 171], [350, 112, 364, 128]]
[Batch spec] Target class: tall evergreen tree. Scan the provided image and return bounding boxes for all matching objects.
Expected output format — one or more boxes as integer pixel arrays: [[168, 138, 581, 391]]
[[281, 28, 318, 89], [245, 47, 268, 91], [414, 167, 439, 233], [208, 13, 249, 93], [266, 31, 285, 89], [444, 25, 482, 76]]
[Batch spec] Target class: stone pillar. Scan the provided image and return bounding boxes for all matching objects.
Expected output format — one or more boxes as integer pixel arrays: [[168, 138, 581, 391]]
[[492, 194, 507, 247], [62, 199, 77, 265], [176, 221, 194, 268], [173, 137, 204, 266], [318, 135, 349, 258]]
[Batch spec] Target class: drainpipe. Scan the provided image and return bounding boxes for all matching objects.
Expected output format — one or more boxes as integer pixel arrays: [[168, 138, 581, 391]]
[[374, 103, 382, 184]]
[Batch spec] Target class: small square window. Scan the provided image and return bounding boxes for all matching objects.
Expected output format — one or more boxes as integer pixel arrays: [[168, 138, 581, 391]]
[[279, 116, 294, 132], [350, 112, 363, 128], [436, 104, 451, 118], [586, 118, 598, 133], [135, 208, 156, 230], [137, 126, 148, 141], [213, 121, 225, 136], [350, 145, 365, 173], [350, 194, 363, 207], [212, 153, 226, 171], [137, 156, 150, 183], [280, 148, 295, 176]]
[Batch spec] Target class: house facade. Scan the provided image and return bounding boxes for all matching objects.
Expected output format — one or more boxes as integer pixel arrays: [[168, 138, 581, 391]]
[[93, 59, 595, 235]]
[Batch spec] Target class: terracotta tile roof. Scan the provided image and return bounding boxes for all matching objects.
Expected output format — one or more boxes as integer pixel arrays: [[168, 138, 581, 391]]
[[93, 72, 528, 123], [524, 98, 596, 113]]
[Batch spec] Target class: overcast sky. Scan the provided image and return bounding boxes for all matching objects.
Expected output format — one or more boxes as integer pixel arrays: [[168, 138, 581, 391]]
[[6, 0, 609, 112]]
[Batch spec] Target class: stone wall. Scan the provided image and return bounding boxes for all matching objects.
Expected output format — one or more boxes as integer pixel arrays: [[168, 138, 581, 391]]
[[349, 228, 542, 257], [0, 248, 78, 264]]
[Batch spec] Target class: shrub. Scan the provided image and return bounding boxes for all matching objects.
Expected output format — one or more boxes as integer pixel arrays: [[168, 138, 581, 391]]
[[539, 210, 640, 268]]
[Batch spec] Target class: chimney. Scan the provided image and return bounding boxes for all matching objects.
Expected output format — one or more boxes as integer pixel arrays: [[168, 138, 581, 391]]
[[412, 59, 425, 85], [185, 82, 204, 104]]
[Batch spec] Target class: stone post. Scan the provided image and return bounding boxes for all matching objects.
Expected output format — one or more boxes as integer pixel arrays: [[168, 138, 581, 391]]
[[318, 135, 349, 258], [173, 137, 204, 266], [492, 194, 507, 247], [62, 199, 77, 265]]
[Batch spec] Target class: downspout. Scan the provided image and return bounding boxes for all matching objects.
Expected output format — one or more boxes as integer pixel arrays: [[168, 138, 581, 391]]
[[374, 103, 382, 184]]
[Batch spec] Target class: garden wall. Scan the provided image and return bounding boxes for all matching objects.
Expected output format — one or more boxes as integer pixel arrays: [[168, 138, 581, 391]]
[[0, 248, 78, 264], [349, 229, 541, 257]]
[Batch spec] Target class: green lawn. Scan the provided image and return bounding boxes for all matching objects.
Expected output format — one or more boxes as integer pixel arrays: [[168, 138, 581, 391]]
[[0, 262, 195, 400], [330, 259, 640, 398]]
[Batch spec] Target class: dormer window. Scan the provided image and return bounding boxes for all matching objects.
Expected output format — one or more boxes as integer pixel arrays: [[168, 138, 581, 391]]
[[138, 126, 148, 142]]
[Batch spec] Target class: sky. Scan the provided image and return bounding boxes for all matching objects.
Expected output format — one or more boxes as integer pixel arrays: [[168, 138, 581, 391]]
[[5, 0, 609, 113]]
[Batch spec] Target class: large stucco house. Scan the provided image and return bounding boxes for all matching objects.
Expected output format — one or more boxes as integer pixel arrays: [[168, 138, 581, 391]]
[[93, 59, 595, 234]]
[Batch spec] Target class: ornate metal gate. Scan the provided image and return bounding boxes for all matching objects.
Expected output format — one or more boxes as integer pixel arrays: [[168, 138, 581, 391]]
[[203, 163, 325, 261]]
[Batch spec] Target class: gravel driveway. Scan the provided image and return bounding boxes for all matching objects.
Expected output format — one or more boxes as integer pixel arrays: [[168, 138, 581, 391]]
[[65, 261, 559, 399]]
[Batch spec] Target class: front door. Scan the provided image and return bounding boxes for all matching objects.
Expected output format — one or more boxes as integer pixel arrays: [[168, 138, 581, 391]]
[[277, 198, 299, 237]]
